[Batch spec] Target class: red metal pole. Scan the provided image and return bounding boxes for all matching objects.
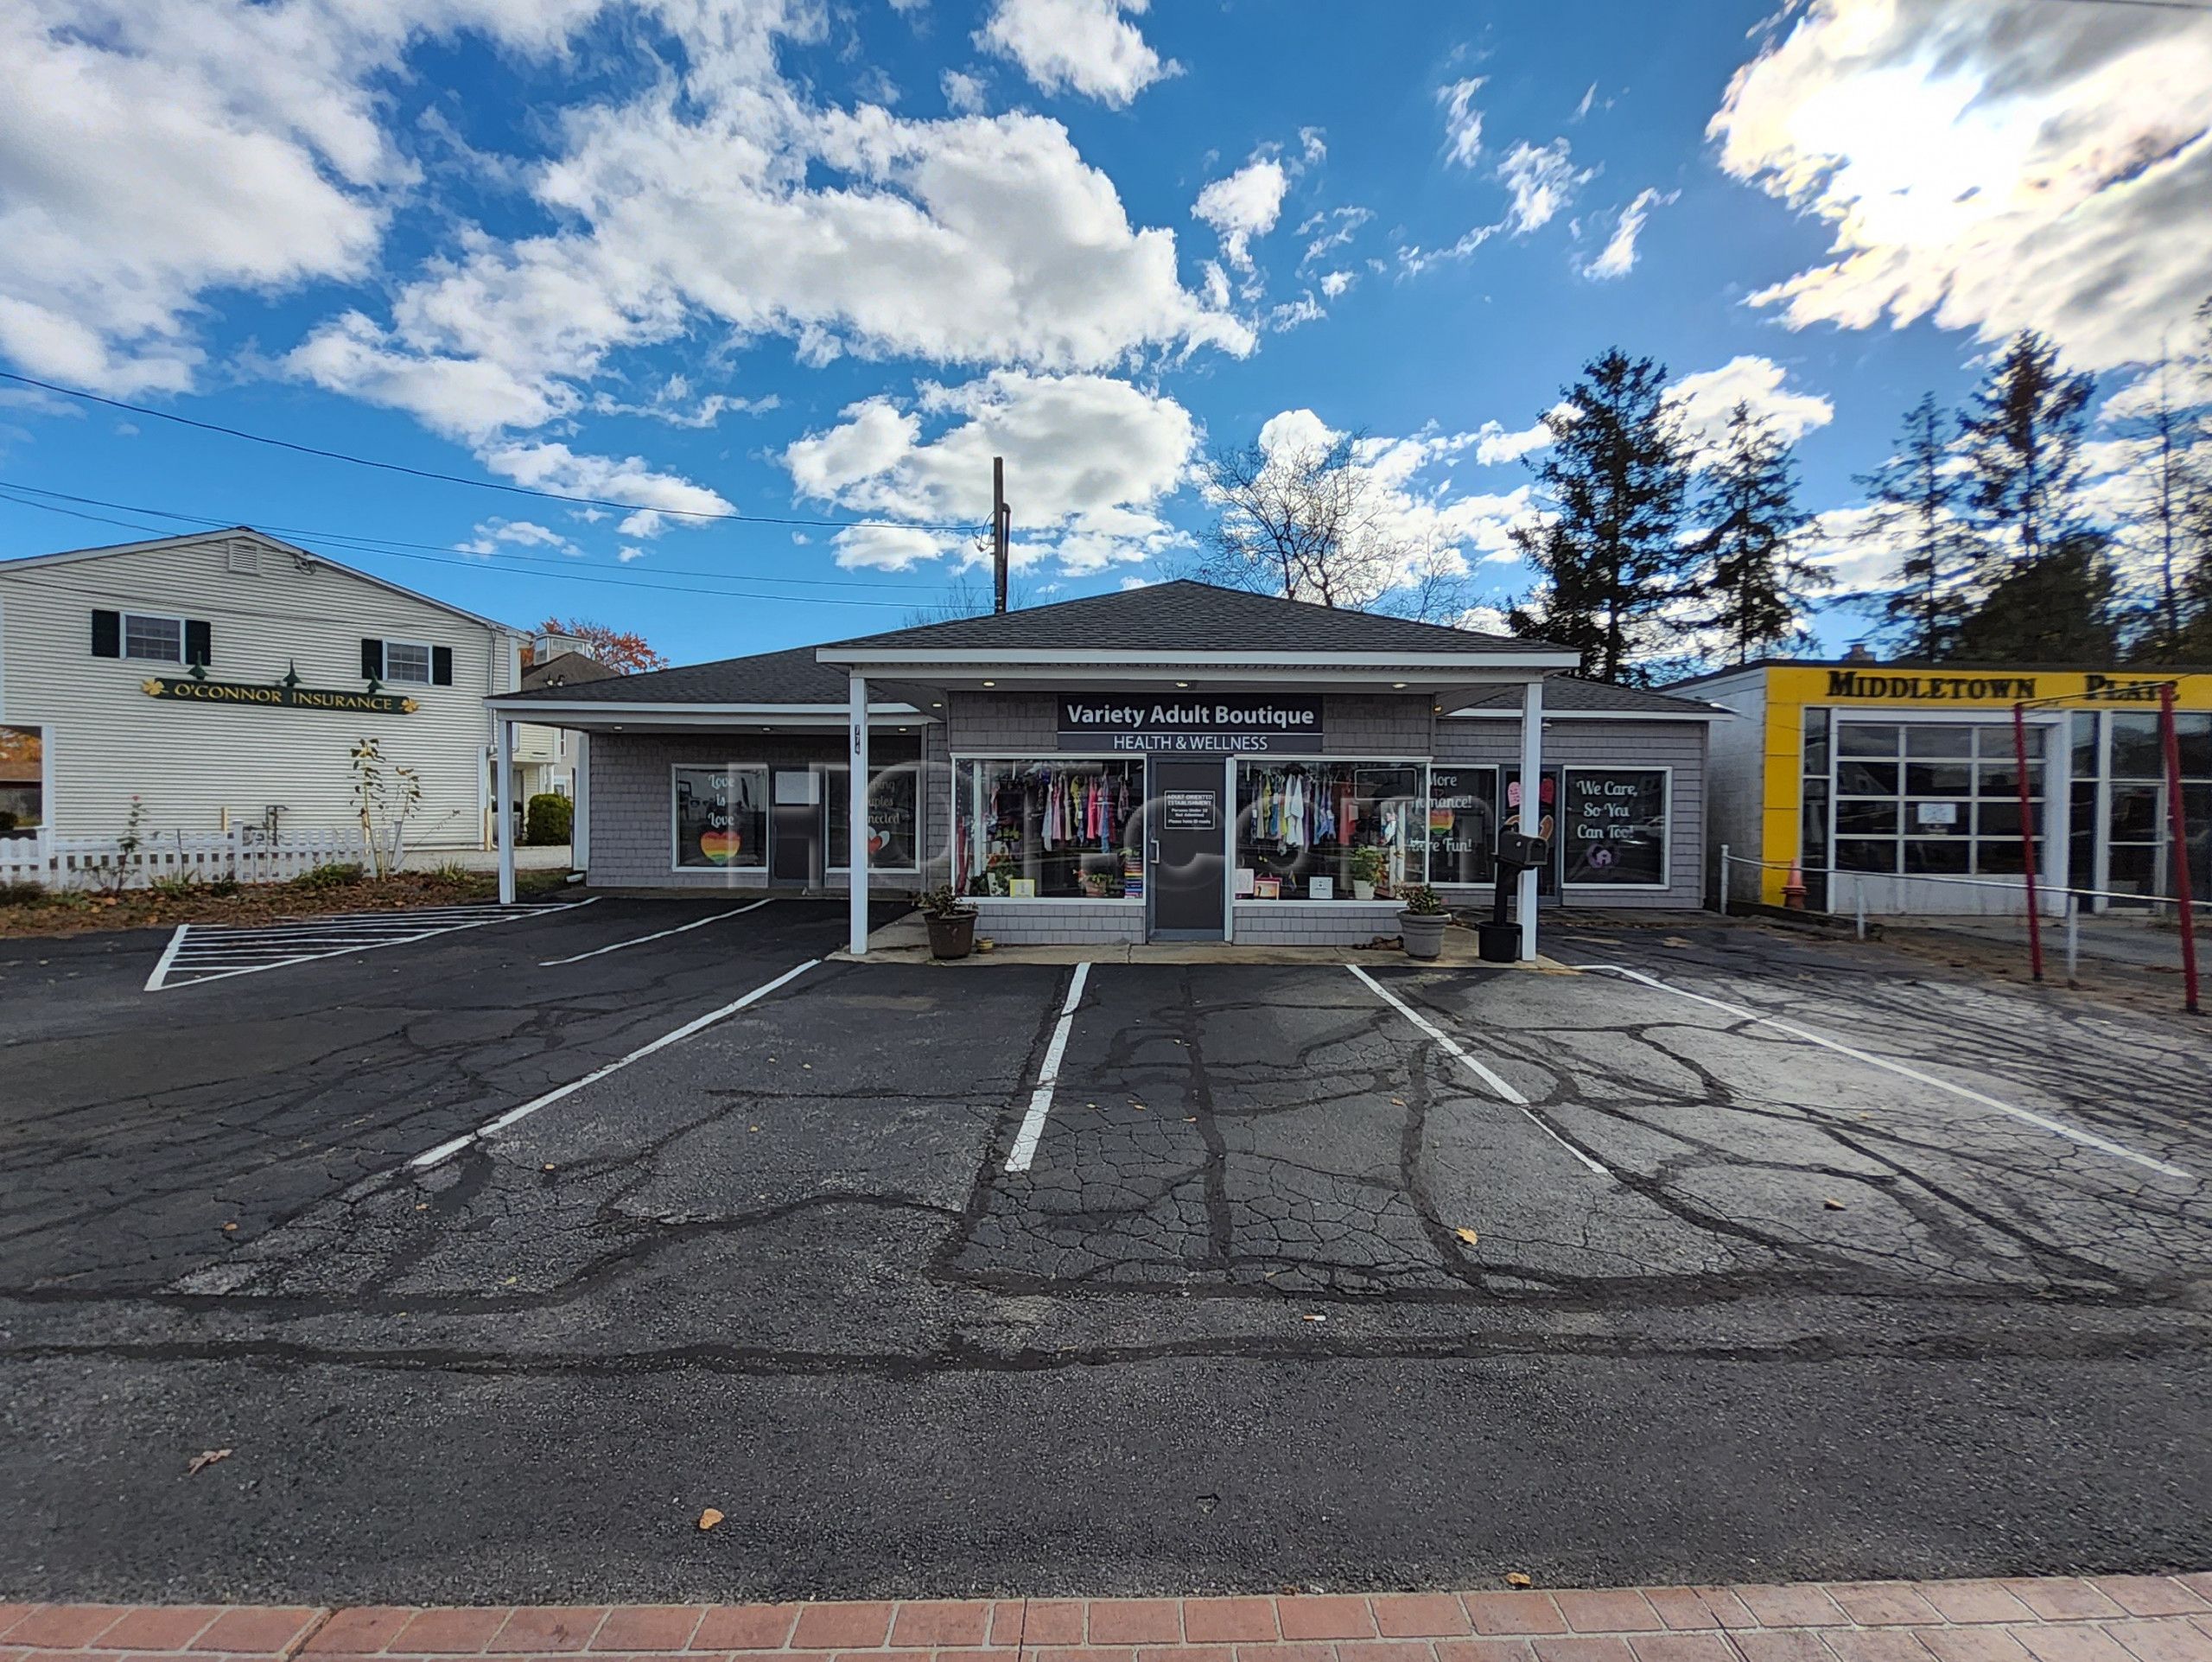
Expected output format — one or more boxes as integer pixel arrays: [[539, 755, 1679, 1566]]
[[2012, 702, 2044, 983], [2159, 682, 2200, 1016]]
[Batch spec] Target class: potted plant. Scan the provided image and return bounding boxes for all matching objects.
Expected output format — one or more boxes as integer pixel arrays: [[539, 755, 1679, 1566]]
[[1349, 844, 1385, 901], [1397, 882, 1449, 960], [918, 883, 977, 959]]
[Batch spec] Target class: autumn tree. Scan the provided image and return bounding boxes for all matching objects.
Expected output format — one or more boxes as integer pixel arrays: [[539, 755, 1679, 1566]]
[[533, 616, 668, 673], [1855, 392, 1982, 659], [1685, 401, 1826, 665], [1508, 348, 1694, 684]]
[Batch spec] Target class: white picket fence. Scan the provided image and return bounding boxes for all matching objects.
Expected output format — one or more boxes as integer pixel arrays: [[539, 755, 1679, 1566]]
[[0, 825, 386, 891]]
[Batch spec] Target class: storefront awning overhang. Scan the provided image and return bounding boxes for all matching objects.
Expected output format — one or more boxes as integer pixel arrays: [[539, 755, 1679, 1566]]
[[484, 697, 927, 734]]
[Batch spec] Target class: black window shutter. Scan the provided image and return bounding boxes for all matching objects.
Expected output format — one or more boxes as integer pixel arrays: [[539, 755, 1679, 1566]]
[[184, 619, 212, 668], [361, 638, 384, 680], [431, 646, 454, 686], [92, 609, 121, 658]]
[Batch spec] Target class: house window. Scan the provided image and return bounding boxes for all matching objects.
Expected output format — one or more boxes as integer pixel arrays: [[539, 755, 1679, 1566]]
[[384, 640, 434, 685], [123, 614, 185, 663], [673, 766, 768, 870]]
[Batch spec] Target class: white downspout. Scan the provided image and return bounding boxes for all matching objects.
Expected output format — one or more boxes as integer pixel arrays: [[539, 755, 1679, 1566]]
[[496, 714, 516, 906], [848, 672, 869, 955], [1518, 678, 1545, 962]]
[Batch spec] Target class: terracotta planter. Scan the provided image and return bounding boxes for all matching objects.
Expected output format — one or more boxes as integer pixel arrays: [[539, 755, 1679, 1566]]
[[925, 910, 976, 959], [1398, 911, 1446, 960]]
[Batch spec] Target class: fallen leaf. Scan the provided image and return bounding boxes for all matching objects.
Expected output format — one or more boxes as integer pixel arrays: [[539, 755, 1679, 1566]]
[[415, 1202, 429, 1211], [1455, 1226, 1481, 1247], [1505, 1571, 1533, 1589], [220, 1221, 238, 1233], [1824, 1198, 1847, 1212], [185, 1448, 233, 1475], [1300, 1313, 1326, 1323], [1391, 1098, 1406, 1107], [542, 1163, 556, 1172], [696, 1507, 724, 1531]]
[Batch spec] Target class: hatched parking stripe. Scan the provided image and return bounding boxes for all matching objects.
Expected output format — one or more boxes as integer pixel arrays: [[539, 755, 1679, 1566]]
[[145, 898, 597, 992]]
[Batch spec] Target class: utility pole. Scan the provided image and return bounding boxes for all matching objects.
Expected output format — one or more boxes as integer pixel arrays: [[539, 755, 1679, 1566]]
[[992, 455, 1009, 614]]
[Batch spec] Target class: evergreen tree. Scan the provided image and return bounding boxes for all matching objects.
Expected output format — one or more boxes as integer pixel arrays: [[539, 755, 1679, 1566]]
[[1686, 401, 1825, 664], [1957, 329, 2096, 570], [1953, 531, 2120, 661], [1508, 347, 1694, 685], [1855, 392, 1980, 659]]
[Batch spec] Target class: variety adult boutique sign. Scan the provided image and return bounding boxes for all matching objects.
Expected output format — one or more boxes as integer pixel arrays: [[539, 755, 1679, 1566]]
[[1057, 695, 1324, 753]]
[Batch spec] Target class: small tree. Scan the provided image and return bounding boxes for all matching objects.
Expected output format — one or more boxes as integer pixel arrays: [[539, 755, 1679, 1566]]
[[1954, 532, 2121, 661], [1685, 401, 1825, 665], [533, 617, 668, 673], [350, 737, 423, 879], [1855, 392, 1982, 659], [1509, 347, 1695, 684]]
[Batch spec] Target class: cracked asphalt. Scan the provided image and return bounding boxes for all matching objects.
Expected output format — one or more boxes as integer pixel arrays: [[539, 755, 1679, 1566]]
[[1, 902, 2207, 1603]]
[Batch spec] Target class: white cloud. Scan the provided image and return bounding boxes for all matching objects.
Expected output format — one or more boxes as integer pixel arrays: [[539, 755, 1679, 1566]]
[[589, 376, 779, 427], [1497, 137, 1594, 235], [1709, 0, 2212, 372], [1319, 271, 1354, 299], [1573, 83, 1597, 122], [1666, 355, 1836, 450], [1298, 206, 1371, 271], [977, 0, 1177, 108], [1439, 79, 1487, 169], [1584, 187, 1677, 280], [1299, 127, 1328, 165], [830, 523, 962, 572], [474, 440, 735, 538], [942, 68, 988, 115], [1471, 418, 1553, 467], [1192, 158, 1289, 273], [786, 370, 1198, 573], [617, 544, 645, 563]]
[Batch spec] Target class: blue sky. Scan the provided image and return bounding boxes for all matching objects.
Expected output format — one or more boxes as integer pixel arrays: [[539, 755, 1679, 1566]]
[[3, 0, 2206, 665]]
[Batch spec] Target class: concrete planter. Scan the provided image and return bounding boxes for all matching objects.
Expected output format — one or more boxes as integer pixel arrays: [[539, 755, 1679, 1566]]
[[1399, 911, 1447, 960], [925, 911, 976, 959]]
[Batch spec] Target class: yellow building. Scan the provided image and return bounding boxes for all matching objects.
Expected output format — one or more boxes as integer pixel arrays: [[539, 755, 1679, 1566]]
[[1673, 661, 2212, 915]]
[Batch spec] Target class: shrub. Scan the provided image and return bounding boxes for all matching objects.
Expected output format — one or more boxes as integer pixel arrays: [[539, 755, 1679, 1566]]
[[292, 862, 365, 890], [0, 810, 18, 834], [205, 876, 240, 898], [523, 793, 574, 846], [0, 880, 47, 906], [149, 872, 201, 899]]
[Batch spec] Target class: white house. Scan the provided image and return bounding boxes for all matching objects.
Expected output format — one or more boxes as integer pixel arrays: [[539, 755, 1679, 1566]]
[[0, 527, 532, 850]]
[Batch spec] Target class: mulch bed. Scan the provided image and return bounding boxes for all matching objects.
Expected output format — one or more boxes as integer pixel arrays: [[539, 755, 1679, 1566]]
[[0, 867, 574, 940]]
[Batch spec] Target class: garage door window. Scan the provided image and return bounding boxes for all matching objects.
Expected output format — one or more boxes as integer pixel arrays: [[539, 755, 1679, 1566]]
[[1832, 722, 2047, 876]]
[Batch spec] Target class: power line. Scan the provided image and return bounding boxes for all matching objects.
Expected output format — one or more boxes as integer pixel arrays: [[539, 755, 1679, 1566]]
[[2037, 0, 2212, 11], [0, 369, 984, 534], [0, 487, 928, 610], [0, 480, 957, 594]]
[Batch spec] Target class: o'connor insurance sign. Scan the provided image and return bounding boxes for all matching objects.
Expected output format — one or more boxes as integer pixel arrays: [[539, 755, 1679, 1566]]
[[1058, 695, 1324, 753]]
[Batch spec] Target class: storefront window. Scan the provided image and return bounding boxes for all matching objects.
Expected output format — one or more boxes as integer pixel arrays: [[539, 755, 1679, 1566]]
[[673, 765, 767, 869], [957, 758, 1142, 897], [1561, 768, 1669, 886], [1427, 765, 1499, 885], [1830, 721, 2046, 878], [2107, 713, 2212, 898], [1236, 761, 1423, 900], [826, 762, 920, 871]]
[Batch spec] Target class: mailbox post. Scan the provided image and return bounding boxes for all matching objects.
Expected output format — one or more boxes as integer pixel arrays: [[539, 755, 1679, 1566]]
[[1478, 828, 1548, 962]]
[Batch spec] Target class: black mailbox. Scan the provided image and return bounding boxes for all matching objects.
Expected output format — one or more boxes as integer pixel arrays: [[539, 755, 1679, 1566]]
[[1496, 829, 1549, 870]]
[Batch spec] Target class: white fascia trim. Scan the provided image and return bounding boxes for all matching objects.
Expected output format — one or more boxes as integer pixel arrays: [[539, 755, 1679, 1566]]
[[1443, 709, 1731, 723], [486, 698, 923, 718], [817, 648, 1581, 672]]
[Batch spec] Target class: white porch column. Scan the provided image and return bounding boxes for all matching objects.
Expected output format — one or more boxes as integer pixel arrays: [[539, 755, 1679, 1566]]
[[571, 733, 591, 871], [495, 716, 516, 906], [848, 672, 869, 955], [1517, 678, 1544, 962]]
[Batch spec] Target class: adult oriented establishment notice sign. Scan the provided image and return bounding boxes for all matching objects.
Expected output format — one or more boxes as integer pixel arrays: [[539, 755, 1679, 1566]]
[[1058, 694, 1324, 753], [140, 676, 420, 715]]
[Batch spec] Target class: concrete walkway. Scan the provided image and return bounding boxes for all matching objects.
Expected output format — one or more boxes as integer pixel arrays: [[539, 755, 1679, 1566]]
[[5, 1578, 2209, 1662], [837, 911, 1568, 969]]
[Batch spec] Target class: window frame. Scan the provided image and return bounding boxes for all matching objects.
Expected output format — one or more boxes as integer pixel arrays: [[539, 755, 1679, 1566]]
[[1231, 752, 1432, 904], [120, 611, 188, 665], [825, 759, 924, 876], [1823, 712, 2067, 885], [669, 761, 771, 874], [1559, 765, 1674, 892], [951, 753, 1147, 902], [381, 638, 435, 686]]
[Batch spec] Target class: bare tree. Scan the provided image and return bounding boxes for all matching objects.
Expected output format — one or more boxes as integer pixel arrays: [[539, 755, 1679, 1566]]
[[1186, 429, 1466, 621]]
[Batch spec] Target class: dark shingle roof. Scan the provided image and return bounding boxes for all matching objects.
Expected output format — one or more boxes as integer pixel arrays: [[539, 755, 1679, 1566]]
[[499, 646, 849, 704], [520, 651, 620, 691], [820, 580, 1564, 657], [1450, 678, 1729, 717]]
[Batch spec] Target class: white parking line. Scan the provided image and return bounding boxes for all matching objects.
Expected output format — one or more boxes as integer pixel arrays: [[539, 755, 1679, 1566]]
[[1346, 964, 1608, 1178], [539, 898, 772, 965], [144, 900, 596, 991], [408, 957, 823, 1171], [1580, 962, 2194, 1183], [1003, 961, 1091, 1175]]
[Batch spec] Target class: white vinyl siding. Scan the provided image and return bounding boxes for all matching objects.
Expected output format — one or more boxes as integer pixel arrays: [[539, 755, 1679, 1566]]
[[0, 532, 517, 846]]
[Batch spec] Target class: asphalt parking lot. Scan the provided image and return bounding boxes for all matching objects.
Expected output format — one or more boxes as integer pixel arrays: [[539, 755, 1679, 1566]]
[[1, 901, 2207, 1603]]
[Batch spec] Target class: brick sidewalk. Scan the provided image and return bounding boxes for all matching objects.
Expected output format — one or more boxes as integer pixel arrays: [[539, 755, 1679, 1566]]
[[4, 1579, 2210, 1662]]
